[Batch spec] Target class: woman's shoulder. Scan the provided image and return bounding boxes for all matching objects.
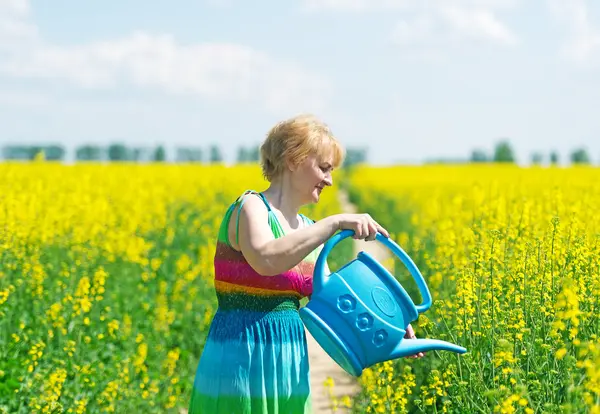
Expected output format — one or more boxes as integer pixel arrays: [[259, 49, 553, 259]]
[[232, 190, 268, 210], [223, 189, 271, 250], [234, 189, 261, 203], [229, 190, 271, 221]]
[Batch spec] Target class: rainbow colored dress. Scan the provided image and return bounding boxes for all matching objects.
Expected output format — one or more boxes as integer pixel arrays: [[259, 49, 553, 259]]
[[189, 190, 321, 413]]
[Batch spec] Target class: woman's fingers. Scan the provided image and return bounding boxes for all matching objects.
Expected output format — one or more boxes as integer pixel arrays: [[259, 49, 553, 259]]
[[353, 221, 366, 239], [367, 214, 388, 240], [363, 214, 380, 241], [346, 214, 389, 240], [375, 222, 389, 238], [404, 324, 425, 358], [366, 220, 378, 241]]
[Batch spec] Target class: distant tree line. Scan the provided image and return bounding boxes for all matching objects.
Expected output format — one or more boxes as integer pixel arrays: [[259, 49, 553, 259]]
[[427, 139, 596, 166], [2, 143, 234, 163], [469, 140, 593, 165], [2, 140, 594, 166], [0, 143, 369, 168]]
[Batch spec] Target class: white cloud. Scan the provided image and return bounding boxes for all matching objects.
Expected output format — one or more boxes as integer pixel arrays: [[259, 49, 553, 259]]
[[305, 0, 600, 64], [439, 5, 517, 45], [301, 0, 411, 12], [392, 15, 435, 46], [548, 0, 600, 65], [445, 0, 519, 9], [302, 0, 519, 49], [301, 0, 519, 12], [0, 0, 38, 50], [0, 0, 30, 16], [0, 1, 331, 113], [394, 6, 518, 58]]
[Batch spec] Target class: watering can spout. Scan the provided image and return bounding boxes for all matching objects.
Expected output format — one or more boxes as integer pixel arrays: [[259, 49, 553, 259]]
[[391, 338, 467, 359]]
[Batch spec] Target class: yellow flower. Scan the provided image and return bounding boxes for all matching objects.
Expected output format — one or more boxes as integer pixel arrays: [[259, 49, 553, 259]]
[[555, 348, 568, 360]]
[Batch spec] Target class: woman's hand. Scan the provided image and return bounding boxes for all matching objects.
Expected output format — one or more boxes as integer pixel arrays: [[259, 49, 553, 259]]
[[334, 213, 389, 241], [404, 324, 425, 358]]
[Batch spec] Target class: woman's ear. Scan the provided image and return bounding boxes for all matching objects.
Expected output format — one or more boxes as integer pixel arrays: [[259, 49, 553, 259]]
[[286, 158, 297, 172]]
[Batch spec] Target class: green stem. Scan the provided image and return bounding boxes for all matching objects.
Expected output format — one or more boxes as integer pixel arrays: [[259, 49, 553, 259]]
[[490, 236, 496, 388]]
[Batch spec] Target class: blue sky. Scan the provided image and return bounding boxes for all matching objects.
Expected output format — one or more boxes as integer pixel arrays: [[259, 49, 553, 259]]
[[0, 0, 598, 164]]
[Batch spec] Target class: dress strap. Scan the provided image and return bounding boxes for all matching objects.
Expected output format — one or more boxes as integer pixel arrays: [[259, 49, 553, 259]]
[[234, 190, 274, 246], [299, 214, 315, 226], [235, 190, 272, 210]]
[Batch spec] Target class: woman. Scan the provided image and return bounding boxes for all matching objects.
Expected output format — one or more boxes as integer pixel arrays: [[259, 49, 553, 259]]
[[189, 114, 423, 413]]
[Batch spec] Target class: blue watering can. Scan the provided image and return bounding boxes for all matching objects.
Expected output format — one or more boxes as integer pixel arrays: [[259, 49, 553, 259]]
[[300, 230, 467, 377]]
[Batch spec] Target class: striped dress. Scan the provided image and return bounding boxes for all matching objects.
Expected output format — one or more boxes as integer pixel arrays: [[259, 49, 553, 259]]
[[189, 190, 321, 414]]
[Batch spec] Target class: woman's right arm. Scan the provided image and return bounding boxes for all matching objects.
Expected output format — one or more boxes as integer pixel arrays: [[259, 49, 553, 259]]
[[235, 194, 389, 276]]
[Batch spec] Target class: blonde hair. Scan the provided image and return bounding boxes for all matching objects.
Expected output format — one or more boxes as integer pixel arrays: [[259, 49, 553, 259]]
[[260, 114, 345, 181]]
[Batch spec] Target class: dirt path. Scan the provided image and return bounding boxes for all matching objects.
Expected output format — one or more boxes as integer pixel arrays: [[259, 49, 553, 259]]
[[306, 189, 393, 414]]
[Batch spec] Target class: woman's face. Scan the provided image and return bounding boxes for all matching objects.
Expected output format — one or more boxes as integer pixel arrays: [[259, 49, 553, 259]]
[[291, 151, 334, 205]]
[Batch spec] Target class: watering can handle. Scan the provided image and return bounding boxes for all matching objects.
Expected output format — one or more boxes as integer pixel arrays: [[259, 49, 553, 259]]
[[315, 229, 433, 313]]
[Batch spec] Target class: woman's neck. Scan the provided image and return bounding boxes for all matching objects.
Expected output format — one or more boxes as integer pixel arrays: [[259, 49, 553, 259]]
[[261, 177, 303, 224]]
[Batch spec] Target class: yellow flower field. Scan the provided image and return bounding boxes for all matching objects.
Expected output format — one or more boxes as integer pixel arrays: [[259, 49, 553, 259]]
[[347, 164, 600, 414], [0, 162, 347, 413], [3, 161, 599, 413]]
